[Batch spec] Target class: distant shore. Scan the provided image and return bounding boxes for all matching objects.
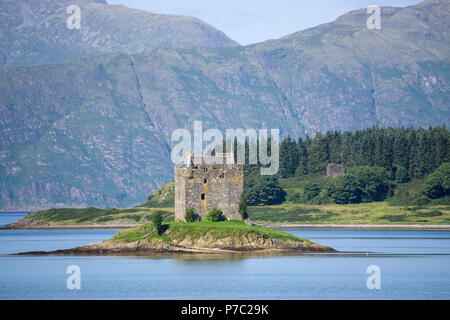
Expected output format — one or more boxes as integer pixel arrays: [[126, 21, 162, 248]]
[[2, 201, 449, 231], [1, 223, 135, 230], [3, 222, 450, 231], [255, 223, 450, 230]]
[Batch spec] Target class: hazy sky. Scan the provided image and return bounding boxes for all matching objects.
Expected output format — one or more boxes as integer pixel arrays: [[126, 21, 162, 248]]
[[107, 0, 422, 45]]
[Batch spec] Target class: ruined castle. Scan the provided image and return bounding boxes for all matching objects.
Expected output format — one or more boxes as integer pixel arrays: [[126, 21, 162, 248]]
[[174, 153, 243, 221]]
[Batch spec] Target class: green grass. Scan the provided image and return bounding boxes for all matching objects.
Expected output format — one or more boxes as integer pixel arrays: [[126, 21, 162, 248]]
[[25, 207, 174, 225], [387, 178, 429, 206], [23, 199, 450, 227], [110, 220, 311, 244], [142, 181, 175, 208], [31, 207, 124, 223], [279, 174, 331, 203], [247, 202, 450, 225], [110, 223, 169, 243]]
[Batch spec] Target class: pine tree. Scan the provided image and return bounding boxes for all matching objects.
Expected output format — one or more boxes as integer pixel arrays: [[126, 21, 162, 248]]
[[268, 126, 449, 183], [416, 129, 433, 176], [407, 130, 418, 178], [308, 132, 329, 173], [279, 136, 298, 177], [393, 129, 410, 170], [340, 132, 354, 168], [358, 134, 375, 166], [295, 137, 308, 176], [433, 126, 449, 169]]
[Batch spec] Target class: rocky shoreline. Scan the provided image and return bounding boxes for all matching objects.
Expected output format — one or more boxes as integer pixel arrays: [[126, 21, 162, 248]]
[[1, 218, 135, 230], [2, 223, 135, 230]]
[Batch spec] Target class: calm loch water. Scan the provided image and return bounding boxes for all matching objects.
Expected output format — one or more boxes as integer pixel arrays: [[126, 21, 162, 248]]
[[0, 212, 449, 299]]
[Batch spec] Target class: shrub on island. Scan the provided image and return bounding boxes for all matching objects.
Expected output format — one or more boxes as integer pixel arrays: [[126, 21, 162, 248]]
[[151, 210, 164, 235], [239, 193, 248, 220], [205, 208, 224, 222], [185, 207, 201, 222]]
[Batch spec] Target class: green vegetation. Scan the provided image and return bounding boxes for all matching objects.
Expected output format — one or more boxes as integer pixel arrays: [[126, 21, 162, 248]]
[[151, 211, 164, 235], [142, 182, 175, 208], [110, 220, 311, 244], [205, 208, 224, 222], [395, 167, 410, 183], [185, 207, 200, 222], [326, 175, 362, 204], [243, 126, 449, 207], [244, 169, 286, 206], [387, 178, 430, 206], [326, 166, 390, 204], [303, 182, 321, 201], [239, 193, 248, 220], [278, 126, 449, 180], [280, 167, 392, 206], [24, 207, 173, 226], [422, 163, 450, 199], [247, 203, 450, 225], [282, 173, 331, 204]]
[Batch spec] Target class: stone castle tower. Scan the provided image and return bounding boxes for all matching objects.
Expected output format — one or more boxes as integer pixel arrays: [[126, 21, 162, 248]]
[[174, 153, 243, 221]]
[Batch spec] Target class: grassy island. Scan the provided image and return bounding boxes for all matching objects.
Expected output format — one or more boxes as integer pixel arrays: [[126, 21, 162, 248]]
[[18, 220, 335, 255], [111, 220, 310, 244]]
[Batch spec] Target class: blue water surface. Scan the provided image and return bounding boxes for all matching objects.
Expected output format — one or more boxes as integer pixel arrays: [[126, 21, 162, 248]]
[[0, 212, 449, 299]]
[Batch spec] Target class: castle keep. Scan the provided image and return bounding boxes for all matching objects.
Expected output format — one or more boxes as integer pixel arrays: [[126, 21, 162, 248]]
[[175, 153, 243, 221]]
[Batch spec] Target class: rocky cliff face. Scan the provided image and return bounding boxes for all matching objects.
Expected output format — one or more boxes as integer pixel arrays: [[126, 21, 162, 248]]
[[0, 0, 449, 210], [250, 0, 450, 134], [0, 0, 239, 69]]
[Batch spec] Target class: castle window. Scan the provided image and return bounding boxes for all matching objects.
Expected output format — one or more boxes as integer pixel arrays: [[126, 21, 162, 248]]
[[219, 174, 224, 178], [201, 193, 206, 200], [204, 179, 207, 184]]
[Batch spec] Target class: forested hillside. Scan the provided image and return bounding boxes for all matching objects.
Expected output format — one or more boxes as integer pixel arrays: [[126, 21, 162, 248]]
[[244, 126, 450, 206], [279, 125, 449, 179]]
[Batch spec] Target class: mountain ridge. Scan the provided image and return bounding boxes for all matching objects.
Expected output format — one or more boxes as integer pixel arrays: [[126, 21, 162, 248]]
[[0, 0, 239, 70], [0, 0, 449, 210]]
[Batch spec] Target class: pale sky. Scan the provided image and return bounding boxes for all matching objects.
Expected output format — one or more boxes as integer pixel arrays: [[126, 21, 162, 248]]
[[107, 0, 422, 45]]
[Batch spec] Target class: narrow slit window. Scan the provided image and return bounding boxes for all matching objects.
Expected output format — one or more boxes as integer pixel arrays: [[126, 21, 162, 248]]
[[201, 193, 206, 200]]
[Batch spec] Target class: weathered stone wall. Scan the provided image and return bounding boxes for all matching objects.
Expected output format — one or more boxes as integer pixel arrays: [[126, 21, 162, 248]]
[[175, 165, 243, 221], [326, 164, 345, 177]]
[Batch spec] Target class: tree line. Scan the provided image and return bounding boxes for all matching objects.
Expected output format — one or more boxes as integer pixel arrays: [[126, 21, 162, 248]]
[[279, 125, 449, 180], [240, 126, 449, 206]]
